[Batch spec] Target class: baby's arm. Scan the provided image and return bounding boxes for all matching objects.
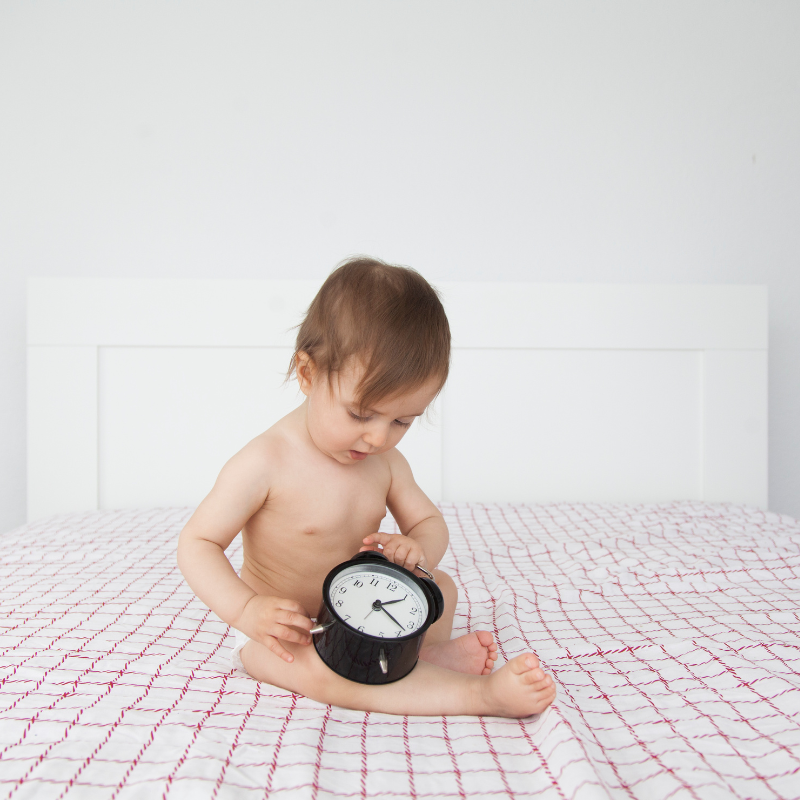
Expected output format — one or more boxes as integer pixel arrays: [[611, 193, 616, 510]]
[[361, 449, 449, 570], [177, 443, 312, 662]]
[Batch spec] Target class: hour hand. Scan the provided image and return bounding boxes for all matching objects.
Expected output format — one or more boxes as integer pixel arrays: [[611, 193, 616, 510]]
[[379, 595, 407, 606]]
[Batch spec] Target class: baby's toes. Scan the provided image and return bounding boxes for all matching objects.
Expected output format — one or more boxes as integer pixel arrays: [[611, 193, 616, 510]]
[[475, 631, 495, 649], [522, 667, 547, 685], [506, 653, 539, 676], [529, 675, 553, 692]]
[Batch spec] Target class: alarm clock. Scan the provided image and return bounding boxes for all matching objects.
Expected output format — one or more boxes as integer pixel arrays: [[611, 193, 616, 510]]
[[310, 551, 444, 684]]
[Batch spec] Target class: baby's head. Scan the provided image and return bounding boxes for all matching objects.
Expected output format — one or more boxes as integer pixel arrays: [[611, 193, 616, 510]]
[[289, 256, 450, 463]]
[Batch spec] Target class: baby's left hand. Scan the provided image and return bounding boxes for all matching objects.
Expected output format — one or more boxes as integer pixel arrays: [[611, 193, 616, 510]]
[[360, 532, 426, 573]]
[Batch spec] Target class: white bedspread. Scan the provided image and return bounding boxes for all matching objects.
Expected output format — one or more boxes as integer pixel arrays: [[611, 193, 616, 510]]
[[1, 503, 799, 799]]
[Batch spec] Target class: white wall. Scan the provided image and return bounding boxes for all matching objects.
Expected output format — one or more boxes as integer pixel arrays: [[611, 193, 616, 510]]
[[1, 0, 799, 531]]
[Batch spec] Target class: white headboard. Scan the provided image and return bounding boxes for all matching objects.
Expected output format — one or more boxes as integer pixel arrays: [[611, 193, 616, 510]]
[[27, 280, 768, 522]]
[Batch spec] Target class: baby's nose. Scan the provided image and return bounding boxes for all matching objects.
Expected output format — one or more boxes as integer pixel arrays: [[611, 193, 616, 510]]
[[362, 425, 389, 449]]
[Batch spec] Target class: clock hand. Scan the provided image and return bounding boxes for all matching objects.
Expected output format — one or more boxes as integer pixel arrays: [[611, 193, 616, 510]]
[[378, 595, 407, 606], [364, 597, 390, 620], [379, 606, 406, 633]]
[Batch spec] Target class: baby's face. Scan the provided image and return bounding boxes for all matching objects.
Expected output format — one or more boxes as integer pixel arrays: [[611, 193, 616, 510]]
[[302, 362, 439, 465]]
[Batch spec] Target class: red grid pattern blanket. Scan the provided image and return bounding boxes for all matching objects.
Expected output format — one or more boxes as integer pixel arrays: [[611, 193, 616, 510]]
[[1, 503, 799, 799]]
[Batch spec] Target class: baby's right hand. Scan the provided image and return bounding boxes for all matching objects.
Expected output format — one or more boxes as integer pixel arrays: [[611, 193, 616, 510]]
[[237, 595, 313, 663]]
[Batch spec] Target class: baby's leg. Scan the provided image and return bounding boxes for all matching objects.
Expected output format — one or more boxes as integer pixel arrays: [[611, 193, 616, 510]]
[[240, 635, 554, 718], [419, 569, 498, 676]]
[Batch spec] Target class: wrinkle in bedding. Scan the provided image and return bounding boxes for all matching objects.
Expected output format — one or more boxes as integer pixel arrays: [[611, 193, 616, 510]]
[[1, 502, 799, 799]]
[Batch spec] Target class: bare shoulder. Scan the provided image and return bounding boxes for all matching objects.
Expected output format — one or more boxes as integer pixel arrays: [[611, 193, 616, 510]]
[[383, 447, 442, 528], [382, 446, 414, 482], [219, 416, 295, 495], [180, 415, 300, 550]]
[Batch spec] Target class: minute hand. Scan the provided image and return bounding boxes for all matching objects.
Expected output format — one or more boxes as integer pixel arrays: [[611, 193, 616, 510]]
[[379, 606, 406, 632]]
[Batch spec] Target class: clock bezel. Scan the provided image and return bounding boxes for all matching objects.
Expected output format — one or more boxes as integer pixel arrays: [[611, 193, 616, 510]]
[[320, 552, 439, 643]]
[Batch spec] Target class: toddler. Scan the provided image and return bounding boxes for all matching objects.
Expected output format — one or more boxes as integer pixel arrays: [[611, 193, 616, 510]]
[[177, 257, 555, 717]]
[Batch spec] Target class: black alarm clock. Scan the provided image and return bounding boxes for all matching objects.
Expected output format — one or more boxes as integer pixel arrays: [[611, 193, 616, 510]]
[[310, 551, 444, 684]]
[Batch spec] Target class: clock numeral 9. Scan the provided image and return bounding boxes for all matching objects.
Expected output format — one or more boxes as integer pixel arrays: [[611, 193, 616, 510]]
[[339, 587, 347, 593]]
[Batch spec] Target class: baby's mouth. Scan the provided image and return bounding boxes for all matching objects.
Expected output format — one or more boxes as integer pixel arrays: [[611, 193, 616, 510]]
[[349, 450, 369, 461]]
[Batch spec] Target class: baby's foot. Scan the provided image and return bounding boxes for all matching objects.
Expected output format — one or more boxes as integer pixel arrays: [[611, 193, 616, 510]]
[[480, 653, 556, 718], [420, 631, 498, 675]]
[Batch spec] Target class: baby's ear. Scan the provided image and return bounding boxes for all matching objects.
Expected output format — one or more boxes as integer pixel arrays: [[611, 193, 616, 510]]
[[295, 351, 317, 396]]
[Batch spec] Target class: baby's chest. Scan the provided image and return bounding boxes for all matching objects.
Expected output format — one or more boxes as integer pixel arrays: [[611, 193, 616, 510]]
[[266, 461, 390, 537]]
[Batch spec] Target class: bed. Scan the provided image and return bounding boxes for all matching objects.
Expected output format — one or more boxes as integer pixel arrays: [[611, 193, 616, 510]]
[[6, 279, 797, 799]]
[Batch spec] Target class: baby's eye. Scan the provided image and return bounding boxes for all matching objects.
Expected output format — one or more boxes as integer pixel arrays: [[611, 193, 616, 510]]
[[393, 419, 413, 429], [348, 410, 372, 423]]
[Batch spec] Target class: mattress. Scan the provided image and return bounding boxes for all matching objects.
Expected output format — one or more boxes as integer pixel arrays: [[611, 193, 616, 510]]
[[1, 503, 799, 799]]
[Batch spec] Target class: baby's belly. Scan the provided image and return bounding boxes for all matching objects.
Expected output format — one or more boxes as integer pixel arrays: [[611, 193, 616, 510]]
[[239, 531, 370, 618], [239, 558, 331, 617], [238, 487, 388, 616]]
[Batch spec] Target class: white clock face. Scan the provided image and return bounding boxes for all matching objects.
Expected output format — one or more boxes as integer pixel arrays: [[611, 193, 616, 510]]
[[328, 563, 429, 639]]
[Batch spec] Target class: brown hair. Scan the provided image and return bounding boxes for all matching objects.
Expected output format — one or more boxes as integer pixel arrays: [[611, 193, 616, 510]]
[[288, 256, 450, 410]]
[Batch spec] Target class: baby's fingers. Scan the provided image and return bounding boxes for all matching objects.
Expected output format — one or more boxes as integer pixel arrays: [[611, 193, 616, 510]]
[[386, 541, 421, 571], [273, 623, 312, 646], [276, 607, 313, 632], [400, 547, 422, 571], [362, 532, 391, 548], [262, 634, 295, 663]]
